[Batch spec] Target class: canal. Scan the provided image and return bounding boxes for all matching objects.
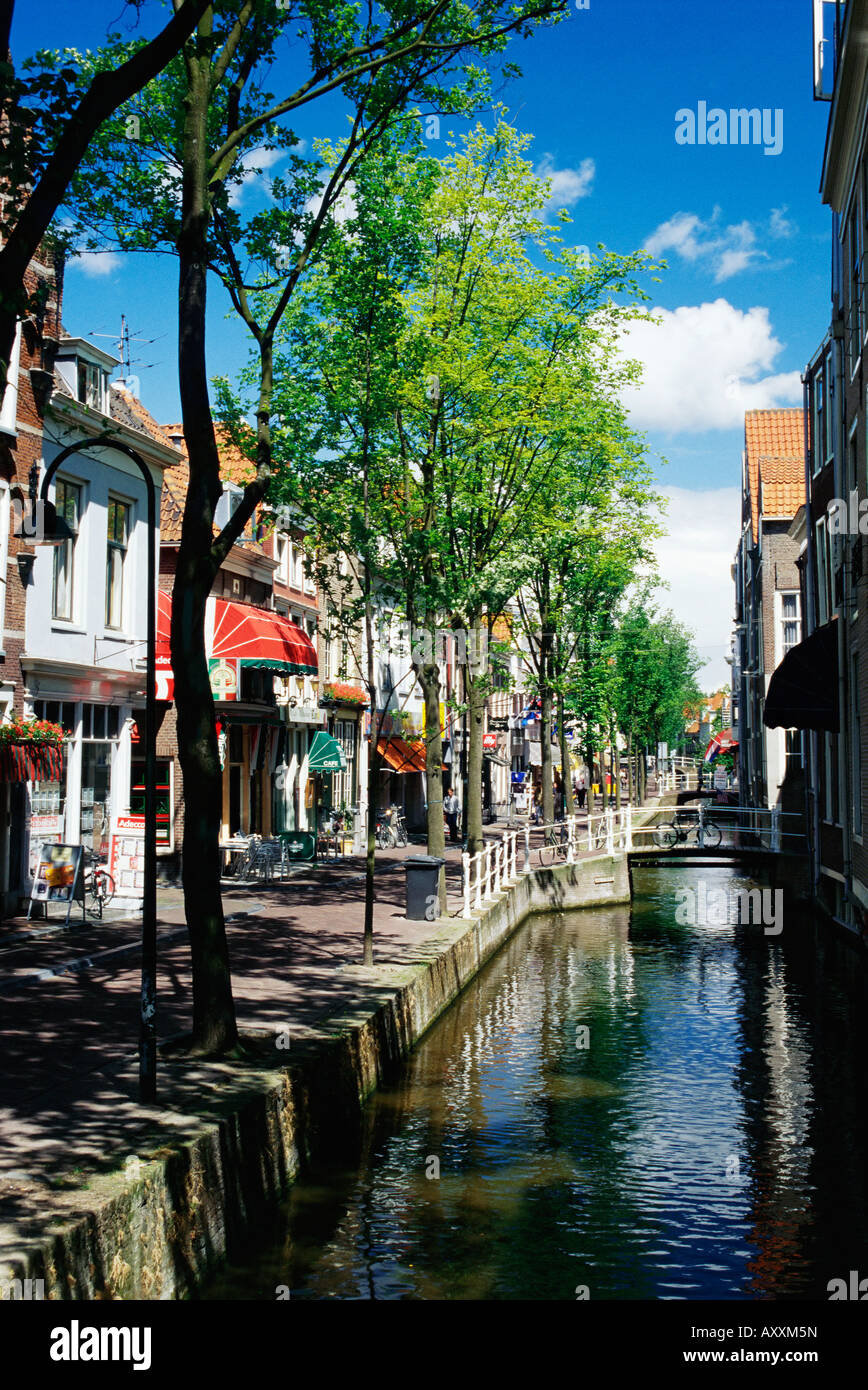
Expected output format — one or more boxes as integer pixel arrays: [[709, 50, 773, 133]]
[[207, 864, 868, 1300]]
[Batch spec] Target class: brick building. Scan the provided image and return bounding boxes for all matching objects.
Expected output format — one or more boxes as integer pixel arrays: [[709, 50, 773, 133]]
[[733, 410, 806, 812]]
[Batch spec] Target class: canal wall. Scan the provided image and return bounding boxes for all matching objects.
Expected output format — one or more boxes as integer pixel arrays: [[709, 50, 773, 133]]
[[1, 851, 630, 1301]]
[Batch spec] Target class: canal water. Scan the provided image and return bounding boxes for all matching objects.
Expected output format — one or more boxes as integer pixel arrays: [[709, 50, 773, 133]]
[[207, 865, 868, 1300]]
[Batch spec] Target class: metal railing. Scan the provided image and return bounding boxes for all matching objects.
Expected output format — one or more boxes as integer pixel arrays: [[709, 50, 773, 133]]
[[459, 803, 806, 914]]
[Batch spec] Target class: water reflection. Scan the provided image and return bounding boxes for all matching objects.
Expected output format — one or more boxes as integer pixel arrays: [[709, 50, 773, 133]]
[[207, 866, 868, 1300]]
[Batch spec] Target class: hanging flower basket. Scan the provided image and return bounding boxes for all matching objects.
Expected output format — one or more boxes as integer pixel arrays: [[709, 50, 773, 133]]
[[0, 719, 66, 783]]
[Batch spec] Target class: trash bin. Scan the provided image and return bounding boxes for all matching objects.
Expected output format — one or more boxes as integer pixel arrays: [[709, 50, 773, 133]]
[[404, 855, 446, 921]]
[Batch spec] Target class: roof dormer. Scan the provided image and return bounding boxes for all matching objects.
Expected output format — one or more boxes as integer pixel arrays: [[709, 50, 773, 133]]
[[54, 337, 119, 415]]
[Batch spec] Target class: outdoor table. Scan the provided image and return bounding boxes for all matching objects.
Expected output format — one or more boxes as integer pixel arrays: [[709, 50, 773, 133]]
[[219, 840, 250, 875]]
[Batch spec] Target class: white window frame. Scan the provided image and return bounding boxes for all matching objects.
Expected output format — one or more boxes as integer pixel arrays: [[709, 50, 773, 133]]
[[52, 475, 84, 625], [105, 494, 132, 632], [0, 324, 22, 437]]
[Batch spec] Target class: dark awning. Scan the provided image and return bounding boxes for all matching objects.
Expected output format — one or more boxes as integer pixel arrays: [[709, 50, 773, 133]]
[[307, 731, 346, 772], [763, 619, 839, 732]]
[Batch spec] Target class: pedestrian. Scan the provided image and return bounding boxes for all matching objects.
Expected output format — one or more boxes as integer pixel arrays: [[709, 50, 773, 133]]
[[576, 771, 587, 810], [443, 787, 460, 843]]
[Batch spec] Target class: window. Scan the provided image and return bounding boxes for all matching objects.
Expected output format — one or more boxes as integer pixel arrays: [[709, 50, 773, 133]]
[[275, 534, 289, 583], [780, 592, 801, 656], [0, 323, 21, 436], [290, 543, 303, 590], [815, 518, 832, 624], [105, 498, 130, 629], [52, 478, 81, 621], [130, 756, 173, 847], [826, 349, 835, 461], [302, 546, 316, 595], [812, 365, 824, 475], [77, 360, 106, 411], [785, 729, 804, 770]]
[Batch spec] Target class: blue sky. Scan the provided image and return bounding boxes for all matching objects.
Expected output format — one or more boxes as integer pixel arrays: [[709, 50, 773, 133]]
[[11, 0, 833, 688]]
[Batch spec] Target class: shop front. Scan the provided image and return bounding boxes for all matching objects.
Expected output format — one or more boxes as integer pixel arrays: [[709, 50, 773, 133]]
[[156, 593, 319, 846]]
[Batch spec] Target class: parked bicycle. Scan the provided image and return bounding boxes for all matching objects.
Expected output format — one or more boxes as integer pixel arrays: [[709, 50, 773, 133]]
[[81, 847, 115, 912], [538, 821, 570, 867], [652, 808, 723, 849]]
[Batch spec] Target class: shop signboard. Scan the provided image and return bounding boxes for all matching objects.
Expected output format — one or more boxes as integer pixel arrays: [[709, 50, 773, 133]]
[[482, 733, 497, 750], [209, 658, 238, 701], [109, 815, 145, 898]]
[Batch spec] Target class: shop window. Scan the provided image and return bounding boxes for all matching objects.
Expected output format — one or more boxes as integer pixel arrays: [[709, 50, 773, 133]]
[[130, 757, 173, 846]]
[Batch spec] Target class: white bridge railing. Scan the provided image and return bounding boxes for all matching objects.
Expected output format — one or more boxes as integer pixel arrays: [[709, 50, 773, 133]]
[[460, 802, 805, 915]]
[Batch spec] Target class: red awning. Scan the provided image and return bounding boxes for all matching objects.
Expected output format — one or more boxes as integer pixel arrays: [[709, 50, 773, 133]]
[[211, 599, 317, 674], [377, 736, 427, 774], [155, 595, 317, 701]]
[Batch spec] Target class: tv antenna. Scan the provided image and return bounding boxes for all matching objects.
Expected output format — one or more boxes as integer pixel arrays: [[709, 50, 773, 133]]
[[88, 315, 165, 382]]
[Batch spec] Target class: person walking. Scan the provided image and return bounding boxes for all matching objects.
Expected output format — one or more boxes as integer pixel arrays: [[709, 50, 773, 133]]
[[576, 771, 587, 810], [443, 787, 460, 844]]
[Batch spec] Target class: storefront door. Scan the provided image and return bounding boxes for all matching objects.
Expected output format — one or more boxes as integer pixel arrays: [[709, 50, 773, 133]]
[[80, 742, 112, 856]]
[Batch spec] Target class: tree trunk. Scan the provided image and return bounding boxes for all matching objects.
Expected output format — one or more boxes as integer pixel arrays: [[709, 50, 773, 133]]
[[465, 657, 486, 856], [613, 728, 622, 812], [540, 683, 554, 827], [585, 733, 595, 819], [639, 748, 647, 804], [558, 692, 574, 816], [418, 657, 447, 909], [626, 729, 634, 803], [173, 36, 237, 1055], [362, 576, 378, 966]]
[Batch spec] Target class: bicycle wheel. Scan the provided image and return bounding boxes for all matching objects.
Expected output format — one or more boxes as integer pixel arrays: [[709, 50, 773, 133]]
[[700, 821, 722, 848], [652, 824, 678, 849], [538, 840, 556, 867], [91, 868, 115, 907]]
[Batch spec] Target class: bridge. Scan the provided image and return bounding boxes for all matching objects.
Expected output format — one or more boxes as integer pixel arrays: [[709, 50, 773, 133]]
[[461, 803, 805, 914]]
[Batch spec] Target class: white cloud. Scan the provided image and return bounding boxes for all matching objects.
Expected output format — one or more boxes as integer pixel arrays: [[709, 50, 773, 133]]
[[72, 251, 122, 278], [536, 155, 595, 215], [229, 145, 290, 208], [620, 298, 802, 432], [769, 205, 797, 239], [644, 209, 769, 282], [653, 484, 741, 691]]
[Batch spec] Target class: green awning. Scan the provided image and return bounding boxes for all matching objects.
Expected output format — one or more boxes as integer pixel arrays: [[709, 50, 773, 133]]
[[307, 730, 347, 773], [240, 658, 317, 675]]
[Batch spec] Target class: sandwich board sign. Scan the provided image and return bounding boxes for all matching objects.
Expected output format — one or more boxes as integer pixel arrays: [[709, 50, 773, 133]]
[[29, 843, 84, 926]]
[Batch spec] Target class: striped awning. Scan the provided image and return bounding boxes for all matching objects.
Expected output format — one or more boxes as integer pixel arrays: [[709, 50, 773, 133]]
[[377, 736, 426, 774], [156, 594, 317, 701]]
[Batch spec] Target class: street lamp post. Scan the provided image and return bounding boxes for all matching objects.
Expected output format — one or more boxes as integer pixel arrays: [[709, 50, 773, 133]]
[[35, 433, 158, 1103]]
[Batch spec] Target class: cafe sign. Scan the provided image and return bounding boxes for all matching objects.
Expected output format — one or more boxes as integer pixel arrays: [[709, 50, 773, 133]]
[[209, 658, 238, 701]]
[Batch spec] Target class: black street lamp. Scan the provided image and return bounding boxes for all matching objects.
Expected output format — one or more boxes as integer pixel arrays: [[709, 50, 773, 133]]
[[35, 433, 158, 1103]]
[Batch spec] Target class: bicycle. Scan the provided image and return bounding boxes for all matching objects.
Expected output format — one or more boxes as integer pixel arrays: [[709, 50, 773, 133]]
[[81, 848, 116, 912], [390, 806, 409, 847], [538, 822, 570, 867], [653, 808, 723, 849]]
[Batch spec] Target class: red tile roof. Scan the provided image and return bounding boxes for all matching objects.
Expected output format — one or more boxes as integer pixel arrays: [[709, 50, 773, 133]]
[[744, 410, 805, 542], [158, 424, 263, 551]]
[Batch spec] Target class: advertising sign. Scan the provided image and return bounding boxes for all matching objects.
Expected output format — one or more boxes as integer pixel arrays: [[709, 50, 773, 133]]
[[30, 843, 84, 925], [110, 816, 145, 897], [209, 658, 238, 701], [482, 733, 497, 750]]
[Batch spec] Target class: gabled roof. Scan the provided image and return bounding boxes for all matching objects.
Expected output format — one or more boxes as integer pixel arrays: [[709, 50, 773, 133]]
[[744, 410, 805, 542]]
